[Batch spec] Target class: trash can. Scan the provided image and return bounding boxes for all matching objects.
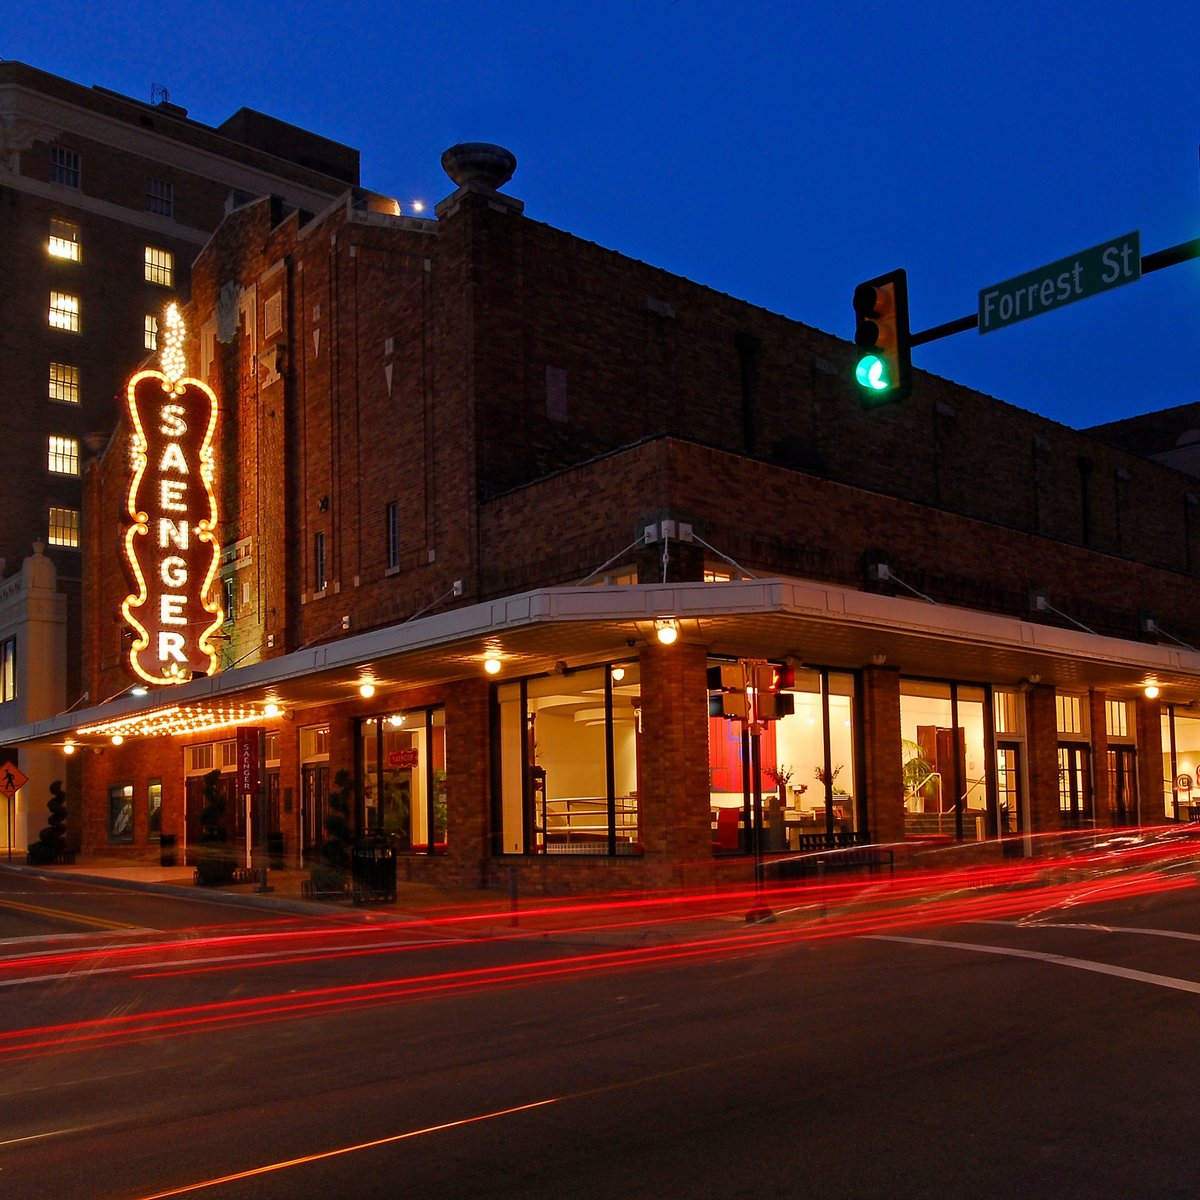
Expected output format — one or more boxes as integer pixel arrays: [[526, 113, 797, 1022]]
[[160, 833, 177, 867], [351, 835, 396, 904]]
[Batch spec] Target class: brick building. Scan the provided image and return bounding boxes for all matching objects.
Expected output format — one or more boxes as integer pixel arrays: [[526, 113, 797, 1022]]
[[7, 141, 1200, 891], [0, 62, 359, 849]]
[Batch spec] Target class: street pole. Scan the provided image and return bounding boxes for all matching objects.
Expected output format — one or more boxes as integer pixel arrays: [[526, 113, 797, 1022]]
[[743, 658, 775, 924]]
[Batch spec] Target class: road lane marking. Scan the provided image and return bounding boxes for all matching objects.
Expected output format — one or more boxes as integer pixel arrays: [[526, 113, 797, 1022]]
[[0, 1123, 105, 1148], [131, 1098, 561, 1198], [0, 897, 144, 932], [871, 934, 1200, 994], [985, 919, 1200, 944]]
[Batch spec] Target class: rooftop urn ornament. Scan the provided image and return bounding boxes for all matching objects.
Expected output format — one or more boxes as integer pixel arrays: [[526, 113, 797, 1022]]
[[440, 142, 517, 191]]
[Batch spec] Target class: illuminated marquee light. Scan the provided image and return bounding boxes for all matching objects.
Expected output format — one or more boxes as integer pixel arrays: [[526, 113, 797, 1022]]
[[120, 307, 224, 686], [76, 703, 262, 740]]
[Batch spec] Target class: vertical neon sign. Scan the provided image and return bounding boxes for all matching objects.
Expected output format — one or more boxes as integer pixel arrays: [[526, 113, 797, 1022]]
[[121, 304, 224, 684]]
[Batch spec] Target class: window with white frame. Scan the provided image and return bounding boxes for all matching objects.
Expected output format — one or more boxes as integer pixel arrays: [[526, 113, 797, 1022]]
[[145, 314, 158, 350], [48, 218, 80, 261], [48, 291, 79, 332], [47, 436, 79, 476], [145, 177, 174, 217], [144, 246, 174, 287], [48, 506, 79, 548], [49, 362, 79, 404], [50, 146, 80, 188]]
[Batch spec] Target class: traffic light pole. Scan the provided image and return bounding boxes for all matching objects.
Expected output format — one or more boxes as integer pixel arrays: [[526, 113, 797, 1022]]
[[909, 236, 1200, 347]]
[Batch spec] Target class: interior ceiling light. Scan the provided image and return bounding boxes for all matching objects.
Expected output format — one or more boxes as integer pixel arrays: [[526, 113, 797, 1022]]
[[611, 666, 626, 682], [655, 618, 680, 645]]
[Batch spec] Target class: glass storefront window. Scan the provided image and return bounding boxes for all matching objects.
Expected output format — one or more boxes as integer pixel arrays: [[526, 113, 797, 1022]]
[[359, 708, 446, 852], [1164, 708, 1200, 821], [900, 680, 990, 841], [496, 663, 641, 855], [709, 666, 858, 851]]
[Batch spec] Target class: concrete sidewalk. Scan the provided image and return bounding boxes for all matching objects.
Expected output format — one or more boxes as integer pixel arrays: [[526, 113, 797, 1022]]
[[1, 853, 733, 943]]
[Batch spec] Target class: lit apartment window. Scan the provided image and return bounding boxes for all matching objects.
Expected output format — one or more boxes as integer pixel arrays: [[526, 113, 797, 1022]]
[[1, 637, 15, 703], [145, 177, 174, 217], [48, 506, 79, 548], [48, 292, 79, 333], [385, 501, 400, 569], [48, 218, 80, 261], [47, 436, 80, 476], [144, 246, 174, 287], [314, 531, 327, 593], [49, 362, 80, 404], [50, 146, 80, 188], [145, 314, 158, 350]]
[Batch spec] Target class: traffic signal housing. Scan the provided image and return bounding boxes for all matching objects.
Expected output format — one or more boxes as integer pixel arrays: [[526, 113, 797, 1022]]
[[707, 664, 748, 719], [754, 663, 795, 722], [852, 268, 911, 406]]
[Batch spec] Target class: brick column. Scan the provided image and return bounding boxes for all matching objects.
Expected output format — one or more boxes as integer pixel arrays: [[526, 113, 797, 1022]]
[[1025, 684, 1060, 835], [445, 676, 492, 883], [638, 640, 712, 873], [1135, 693, 1165, 825], [860, 666, 903, 843], [1088, 689, 1110, 825]]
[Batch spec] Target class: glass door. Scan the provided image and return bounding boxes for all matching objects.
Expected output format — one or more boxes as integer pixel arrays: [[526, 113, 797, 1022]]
[[1107, 747, 1137, 826], [1058, 745, 1091, 826]]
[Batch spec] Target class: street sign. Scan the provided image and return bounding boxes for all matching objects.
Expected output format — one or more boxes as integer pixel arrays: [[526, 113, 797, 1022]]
[[978, 232, 1140, 334], [0, 762, 28, 798]]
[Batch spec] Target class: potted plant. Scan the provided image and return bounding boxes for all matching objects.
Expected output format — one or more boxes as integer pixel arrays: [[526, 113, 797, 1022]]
[[27, 780, 70, 865]]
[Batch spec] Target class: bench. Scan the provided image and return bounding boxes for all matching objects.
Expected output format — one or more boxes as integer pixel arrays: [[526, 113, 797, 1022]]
[[774, 844, 894, 881]]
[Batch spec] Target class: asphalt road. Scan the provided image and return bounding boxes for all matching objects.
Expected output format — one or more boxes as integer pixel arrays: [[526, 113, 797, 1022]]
[[3, 859, 1200, 1198]]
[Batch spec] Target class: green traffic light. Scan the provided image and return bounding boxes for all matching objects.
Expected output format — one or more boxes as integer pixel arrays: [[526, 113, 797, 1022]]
[[855, 354, 890, 392]]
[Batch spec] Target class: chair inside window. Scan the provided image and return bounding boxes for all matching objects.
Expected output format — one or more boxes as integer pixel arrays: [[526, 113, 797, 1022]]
[[712, 805, 741, 853]]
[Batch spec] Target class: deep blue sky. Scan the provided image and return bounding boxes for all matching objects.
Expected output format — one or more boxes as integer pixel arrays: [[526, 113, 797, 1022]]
[[7, 1, 1199, 429]]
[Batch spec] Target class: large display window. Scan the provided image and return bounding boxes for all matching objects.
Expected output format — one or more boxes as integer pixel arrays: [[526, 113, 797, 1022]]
[[496, 663, 641, 855], [1163, 707, 1200, 821], [359, 708, 446, 853], [900, 680, 991, 841], [709, 666, 858, 852]]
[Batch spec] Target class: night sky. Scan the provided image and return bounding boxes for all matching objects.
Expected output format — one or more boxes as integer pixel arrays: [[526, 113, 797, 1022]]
[[7, 0, 1199, 430]]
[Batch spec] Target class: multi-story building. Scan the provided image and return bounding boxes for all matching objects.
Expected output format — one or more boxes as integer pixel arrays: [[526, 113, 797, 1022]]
[[0, 61, 359, 849], [7, 141, 1200, 892]]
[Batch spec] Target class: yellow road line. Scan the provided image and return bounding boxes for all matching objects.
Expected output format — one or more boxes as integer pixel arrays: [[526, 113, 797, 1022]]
[[0, 897, 140, 932], [133, 1099, 560, 1198]]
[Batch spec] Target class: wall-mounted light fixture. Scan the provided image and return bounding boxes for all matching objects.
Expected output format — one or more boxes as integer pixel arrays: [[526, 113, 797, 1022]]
[[655, 618, 680, 645], [483, 651, 503, 675], [1145, 683, 1161, 700], [358, 681, 376, 699]]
